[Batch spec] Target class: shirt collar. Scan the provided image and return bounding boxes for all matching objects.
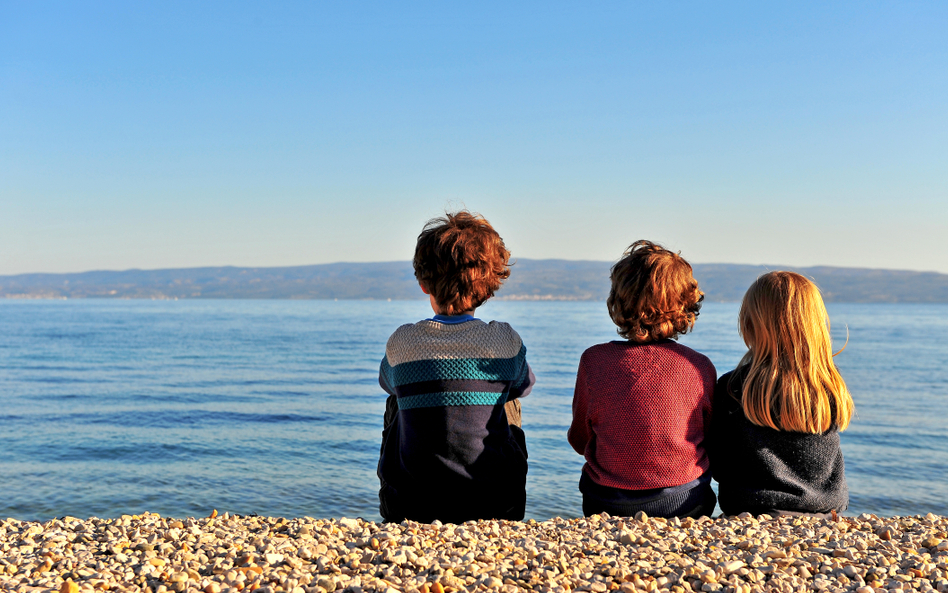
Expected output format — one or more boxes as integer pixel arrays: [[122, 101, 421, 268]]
[[430, 314, 478, 324]]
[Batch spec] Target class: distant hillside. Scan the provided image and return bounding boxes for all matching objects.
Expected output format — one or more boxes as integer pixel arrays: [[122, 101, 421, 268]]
[[693, 264, 948, 303], [0, 262, 419, 301], [2, 260, 947, 303], [502, 261, 948, 303]]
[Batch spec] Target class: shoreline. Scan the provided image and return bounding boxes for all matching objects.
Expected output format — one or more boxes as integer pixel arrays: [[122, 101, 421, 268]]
[[1, 512, 946, 593]]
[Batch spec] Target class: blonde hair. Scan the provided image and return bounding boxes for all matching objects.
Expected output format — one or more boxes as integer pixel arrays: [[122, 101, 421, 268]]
[[736, 271, 853, 433]]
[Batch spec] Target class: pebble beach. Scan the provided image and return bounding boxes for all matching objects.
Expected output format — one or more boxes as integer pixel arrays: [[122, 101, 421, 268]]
[[2, 512, 946, 593]]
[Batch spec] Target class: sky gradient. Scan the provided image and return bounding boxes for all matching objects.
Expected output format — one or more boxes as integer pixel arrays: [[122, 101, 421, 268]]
[[2, 2, 947, 275]]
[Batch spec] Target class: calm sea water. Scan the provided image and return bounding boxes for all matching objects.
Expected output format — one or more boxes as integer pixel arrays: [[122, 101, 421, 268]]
[[0, 299, 945, 522]]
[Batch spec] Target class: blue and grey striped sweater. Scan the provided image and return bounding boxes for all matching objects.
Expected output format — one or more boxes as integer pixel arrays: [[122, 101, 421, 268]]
[[377, 314, 534, 522]]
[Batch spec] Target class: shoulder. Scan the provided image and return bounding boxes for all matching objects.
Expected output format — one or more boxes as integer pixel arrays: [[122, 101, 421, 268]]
[[477, 320, 525, 358], [660, 341, 717, 378], [384, 320, 437, 364], [579, 341, 622, 364], [714, 370, 735, 400], [713, 369, 746, 412], [483, 320, 522, 342], [715, 369, 736, 390], [715, 367, 747, 396], [385, 321, 425, 347]]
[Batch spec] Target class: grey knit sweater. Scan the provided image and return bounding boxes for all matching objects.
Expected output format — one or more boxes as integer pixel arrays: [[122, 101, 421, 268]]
[[708, 368, 849, 516], [377, 314, 534, 523]]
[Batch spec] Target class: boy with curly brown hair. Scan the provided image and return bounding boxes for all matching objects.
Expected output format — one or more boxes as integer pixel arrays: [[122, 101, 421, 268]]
[[568, 240, 717, 518], [377, 211, 535, 523]]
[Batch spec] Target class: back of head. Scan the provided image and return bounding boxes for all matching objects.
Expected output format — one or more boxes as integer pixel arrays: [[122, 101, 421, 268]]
[[607, 240, 703, 343], [413, 211, 511, 315], [737, 271, 854, 433]]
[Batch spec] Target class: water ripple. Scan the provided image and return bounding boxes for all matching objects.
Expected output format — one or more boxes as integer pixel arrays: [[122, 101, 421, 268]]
[[0, 299, 945, 521]]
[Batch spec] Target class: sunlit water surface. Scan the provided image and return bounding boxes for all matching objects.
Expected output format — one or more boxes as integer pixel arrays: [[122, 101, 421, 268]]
[[0, 300, 945, 521]]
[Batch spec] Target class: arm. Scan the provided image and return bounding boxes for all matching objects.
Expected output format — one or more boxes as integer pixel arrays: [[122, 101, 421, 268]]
[[379, 356, 397, 396], [506, 336, 535, 401], [707, 372, 732, 482], [701, 360, 717, 442], [507, 363, 535, 401], [567, 355, 591, 455]]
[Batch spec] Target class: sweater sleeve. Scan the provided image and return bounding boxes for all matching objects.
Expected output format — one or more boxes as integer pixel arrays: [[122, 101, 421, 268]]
[[567, 353, 591, 455], [379, 356, 396, 397], [707, 371, 734, 482], [508, 349, 536, 401], [701, 359, 716, 439]]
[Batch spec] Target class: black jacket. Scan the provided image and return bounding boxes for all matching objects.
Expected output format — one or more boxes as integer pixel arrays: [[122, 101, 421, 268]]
[[708, 368, 849, 516]]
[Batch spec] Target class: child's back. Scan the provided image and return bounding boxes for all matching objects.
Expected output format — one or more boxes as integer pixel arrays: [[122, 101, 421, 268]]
[[377, 211, 534, 523], [571, 339, 714, 491], [708, 271, 853, 517], [379, 315, 532, 523], [569, 240, 716, 518], [711, 367, 847, 516]]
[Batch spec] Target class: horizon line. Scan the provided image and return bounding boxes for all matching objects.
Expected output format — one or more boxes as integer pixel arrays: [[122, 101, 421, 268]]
[[3, 259, 948, 278]]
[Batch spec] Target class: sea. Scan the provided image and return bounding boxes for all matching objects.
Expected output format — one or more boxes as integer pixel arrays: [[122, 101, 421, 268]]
[[1, 299, 946, 522]]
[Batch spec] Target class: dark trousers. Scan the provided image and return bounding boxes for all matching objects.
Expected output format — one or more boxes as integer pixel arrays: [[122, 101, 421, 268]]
[[379, 479, 526, 524], [580, 470, 716, 518], [378, 396, 526, 523]]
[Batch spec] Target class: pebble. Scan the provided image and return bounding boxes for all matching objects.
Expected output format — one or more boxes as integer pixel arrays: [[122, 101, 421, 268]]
[[1, 511, 947, 593]]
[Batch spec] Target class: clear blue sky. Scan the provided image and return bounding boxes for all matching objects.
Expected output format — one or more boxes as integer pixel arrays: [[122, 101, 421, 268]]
[[2, 2, 946, 275]]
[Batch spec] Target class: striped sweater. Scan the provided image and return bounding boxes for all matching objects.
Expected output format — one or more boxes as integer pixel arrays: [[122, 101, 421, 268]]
[[377, 314, 534, 522]]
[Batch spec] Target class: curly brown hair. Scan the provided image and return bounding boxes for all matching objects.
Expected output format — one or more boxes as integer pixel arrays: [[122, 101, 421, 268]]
[[607, 240, 703, 342], [413, 211, 511, 315]]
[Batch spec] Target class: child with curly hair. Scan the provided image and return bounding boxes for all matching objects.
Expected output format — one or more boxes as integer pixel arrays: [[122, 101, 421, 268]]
[[377, 211, 535, 523], [568, 240, 717, 518]]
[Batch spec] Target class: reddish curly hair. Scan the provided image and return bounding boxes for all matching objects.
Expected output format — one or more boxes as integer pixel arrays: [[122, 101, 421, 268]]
[[413, 211, 511, 315], [607, 240, 703, 342]]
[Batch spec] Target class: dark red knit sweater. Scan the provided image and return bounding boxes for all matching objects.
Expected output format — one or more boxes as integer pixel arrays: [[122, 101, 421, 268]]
[[568, 339, 716, 490]]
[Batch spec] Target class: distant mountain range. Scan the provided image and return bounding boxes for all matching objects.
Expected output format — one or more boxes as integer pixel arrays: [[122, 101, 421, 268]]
[[2, 260, 948, 303]]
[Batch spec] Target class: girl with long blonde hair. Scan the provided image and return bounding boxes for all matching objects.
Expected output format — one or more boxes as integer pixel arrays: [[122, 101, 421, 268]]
[[709, 271, 854, 516]]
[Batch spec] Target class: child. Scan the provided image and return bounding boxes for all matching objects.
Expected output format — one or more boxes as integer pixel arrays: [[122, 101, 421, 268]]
[[568, 240, 717, 518], [377, 211, 535, 523], [709, 271, 853, 517]]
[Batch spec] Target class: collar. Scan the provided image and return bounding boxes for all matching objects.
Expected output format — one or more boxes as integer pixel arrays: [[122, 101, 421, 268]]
[[430, 314, 478, 324]]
